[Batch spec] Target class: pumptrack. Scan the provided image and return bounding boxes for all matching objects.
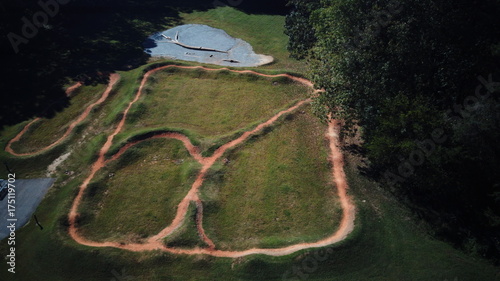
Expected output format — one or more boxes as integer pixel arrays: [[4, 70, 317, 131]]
[[8, 64, 356, 257]]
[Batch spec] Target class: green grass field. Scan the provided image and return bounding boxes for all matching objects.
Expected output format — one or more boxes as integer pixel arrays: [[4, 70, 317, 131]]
[[74, 66, 320, 246], [1, 153, 498, 281], [123, 67, 309, 138], [78, 138, 200, 242], [0, 5, 498, 281], [201, 108, 342, 250]]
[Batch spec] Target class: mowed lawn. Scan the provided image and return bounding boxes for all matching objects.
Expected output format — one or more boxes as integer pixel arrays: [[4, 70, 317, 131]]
[[124, 68, 310, 138], [201, 107, 342, 250], [10, 83, 107, 154], [78, 138, 200, 242]]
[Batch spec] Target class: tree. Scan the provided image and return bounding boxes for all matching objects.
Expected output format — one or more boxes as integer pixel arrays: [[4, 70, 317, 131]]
[[284, 0, 320, 59]]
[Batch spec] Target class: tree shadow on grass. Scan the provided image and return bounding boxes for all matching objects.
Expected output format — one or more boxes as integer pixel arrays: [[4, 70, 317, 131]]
[[234, 0, 290, 15], [0, 0, 291, 128], [0, 1, 200, 128]]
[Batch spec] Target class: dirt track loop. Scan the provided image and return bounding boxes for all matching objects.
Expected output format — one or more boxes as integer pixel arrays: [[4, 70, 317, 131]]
[[14, 65, 355, 257], [5, 75, 119, 156]]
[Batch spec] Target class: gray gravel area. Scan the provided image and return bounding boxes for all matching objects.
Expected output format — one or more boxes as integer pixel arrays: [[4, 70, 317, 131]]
[[144, 24, 273, 67], [0, 178, 55, 240]]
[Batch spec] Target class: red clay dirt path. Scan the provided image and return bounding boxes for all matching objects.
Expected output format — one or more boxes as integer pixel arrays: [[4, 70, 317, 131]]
[[5, 75, 120, 157], [62, 65, 356, 257]]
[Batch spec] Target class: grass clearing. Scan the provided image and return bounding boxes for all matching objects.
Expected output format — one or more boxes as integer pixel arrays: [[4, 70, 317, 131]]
[[201, 107, 342, 250], [123, 67, 310, 138], [9, 83, 107, 154], [77, 138, 200, 242]]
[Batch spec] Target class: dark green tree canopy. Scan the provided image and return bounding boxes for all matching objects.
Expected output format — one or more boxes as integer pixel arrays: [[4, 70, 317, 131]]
[[284, 0, 320, 59], [286, 0, 500, 262]]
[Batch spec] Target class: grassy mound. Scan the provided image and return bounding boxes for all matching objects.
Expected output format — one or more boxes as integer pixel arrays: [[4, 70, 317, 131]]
[[201, 108, 342, 250], [123, 67, 309, 138], [77, 138, 200, 242]]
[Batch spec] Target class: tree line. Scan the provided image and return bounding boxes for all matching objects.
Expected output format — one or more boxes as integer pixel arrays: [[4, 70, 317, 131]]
[[285, 0, 500, 263]]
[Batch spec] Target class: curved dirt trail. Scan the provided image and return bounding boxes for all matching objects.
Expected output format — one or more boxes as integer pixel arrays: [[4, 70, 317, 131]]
[[67, 65, 355, 257], [107, 132, 203, 164], [196, 199, 216, 249], [6, 75, 119, 157], [144, 98, 311, 245]]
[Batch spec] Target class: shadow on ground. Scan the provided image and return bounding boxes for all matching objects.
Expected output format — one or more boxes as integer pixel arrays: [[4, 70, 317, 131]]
[[0, 0, 290, 128]]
